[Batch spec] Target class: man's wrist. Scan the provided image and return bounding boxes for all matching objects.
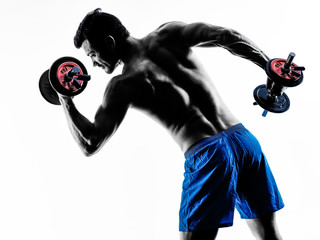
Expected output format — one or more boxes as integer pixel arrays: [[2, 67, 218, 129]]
[[59, 95, 74, 106]]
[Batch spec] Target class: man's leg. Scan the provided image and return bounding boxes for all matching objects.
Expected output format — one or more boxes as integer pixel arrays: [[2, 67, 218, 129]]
[[245, 212, 283, 240], [180, 229, 219, 240]]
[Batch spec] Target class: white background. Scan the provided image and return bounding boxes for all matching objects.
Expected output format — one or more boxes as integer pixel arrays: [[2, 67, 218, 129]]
[[1, 0, 319, 239]]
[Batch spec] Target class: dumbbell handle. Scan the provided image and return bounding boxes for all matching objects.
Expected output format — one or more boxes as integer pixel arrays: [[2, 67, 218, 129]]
[[282, 52, 295, 71], [293, 66, 305, 71], [281, 53, 306, 74], [66, 67, 91, 82], [77, 74, 91, 81]]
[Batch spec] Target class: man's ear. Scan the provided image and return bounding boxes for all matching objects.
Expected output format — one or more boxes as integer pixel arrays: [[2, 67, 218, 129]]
[[105, 35, 116, 49]]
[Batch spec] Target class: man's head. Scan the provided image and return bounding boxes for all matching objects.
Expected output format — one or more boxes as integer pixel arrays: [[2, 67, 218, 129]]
[[74, 8, 130, 73]]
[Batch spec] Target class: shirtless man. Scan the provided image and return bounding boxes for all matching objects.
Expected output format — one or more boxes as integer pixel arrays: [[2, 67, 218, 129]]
[[59, 8, 284, 240]]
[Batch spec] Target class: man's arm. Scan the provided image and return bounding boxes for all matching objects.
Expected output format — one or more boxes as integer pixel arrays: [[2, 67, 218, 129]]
[[59, 75, 131, 157], [178, 22, 270, 69]]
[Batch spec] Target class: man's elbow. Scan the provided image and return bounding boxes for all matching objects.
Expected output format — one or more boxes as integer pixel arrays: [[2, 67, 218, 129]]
[[82, 141, 100, 157], [81, 130, 109, 157], [81, 146, 96, 157], [82, 149, 95, 157], [81, 132, 105, 157]]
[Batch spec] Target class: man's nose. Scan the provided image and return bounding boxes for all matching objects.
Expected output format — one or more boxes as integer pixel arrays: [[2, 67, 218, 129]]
[[92, 60, 98, 67]]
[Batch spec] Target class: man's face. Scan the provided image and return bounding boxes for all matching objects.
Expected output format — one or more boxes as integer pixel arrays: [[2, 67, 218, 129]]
[[82, 39, 120, 74]]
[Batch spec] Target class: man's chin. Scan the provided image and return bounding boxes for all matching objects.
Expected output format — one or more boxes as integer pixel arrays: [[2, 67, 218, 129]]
[[104, 66, 114, 74], [104, 64, 119, 74], [100, 65, 111, 74]]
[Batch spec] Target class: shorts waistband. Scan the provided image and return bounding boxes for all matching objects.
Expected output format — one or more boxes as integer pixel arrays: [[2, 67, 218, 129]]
[[184, 123, 245, 159]]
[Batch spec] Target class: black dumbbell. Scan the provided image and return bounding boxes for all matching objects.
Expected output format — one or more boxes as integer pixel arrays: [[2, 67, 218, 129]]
[[253, 52, 305, 117], [39, 56, 91, 105]]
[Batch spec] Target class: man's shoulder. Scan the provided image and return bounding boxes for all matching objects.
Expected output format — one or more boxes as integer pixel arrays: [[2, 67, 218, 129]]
[[156, 21, 186, 32], [142, 21, 187, 48], [143, 21, 186, 39], [106, 72, 148, 89], [154, 21, 189, 39]]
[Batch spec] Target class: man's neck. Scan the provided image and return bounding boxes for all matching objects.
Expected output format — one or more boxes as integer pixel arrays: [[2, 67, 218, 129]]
[[119, 36, 143, 65]]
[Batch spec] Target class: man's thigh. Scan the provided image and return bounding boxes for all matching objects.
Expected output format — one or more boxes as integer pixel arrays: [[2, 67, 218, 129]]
[[180, 229, 219, 240]]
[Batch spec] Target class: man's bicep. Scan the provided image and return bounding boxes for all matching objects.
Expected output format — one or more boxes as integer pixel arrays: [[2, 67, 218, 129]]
[[92, 80, 131, 146], [90, 100, 129, 150], [95, 103, 127, 132]]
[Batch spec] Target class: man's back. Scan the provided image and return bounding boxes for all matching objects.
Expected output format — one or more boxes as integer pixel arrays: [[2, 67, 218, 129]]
[[116, 22, 240, 151]]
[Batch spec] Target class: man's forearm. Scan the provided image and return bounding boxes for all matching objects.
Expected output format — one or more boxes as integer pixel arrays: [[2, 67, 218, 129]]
[[59, 96, 96, 155], [222, 35, 270, 69], [195, 25, 270, 69], [217, 29, 270, 69]]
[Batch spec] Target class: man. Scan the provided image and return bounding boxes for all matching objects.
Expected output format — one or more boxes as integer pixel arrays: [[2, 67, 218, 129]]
[[59, 8, 284, 240]]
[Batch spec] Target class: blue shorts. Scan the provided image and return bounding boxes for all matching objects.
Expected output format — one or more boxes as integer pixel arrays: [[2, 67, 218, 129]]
[[179, 124, 284, 231]]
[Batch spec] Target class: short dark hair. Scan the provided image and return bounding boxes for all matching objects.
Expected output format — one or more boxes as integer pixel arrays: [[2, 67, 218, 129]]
[[74, 8, 130, 49]]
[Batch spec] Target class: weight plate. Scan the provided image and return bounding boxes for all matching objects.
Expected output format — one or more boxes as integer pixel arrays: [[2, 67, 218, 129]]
[[39, 69, 61, 105], [266, 59, 303, 87], [253, 85, 290, 113], [49, 57, 88, 96]]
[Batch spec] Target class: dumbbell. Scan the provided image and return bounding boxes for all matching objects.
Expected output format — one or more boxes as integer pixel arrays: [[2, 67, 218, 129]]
[[253, 52, 305, 117], [39, 56, 91, 105]]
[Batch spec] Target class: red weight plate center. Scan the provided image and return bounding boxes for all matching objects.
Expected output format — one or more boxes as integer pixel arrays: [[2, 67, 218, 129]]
[[270, 59, 301, 81], [56, 62, 84, 91]]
